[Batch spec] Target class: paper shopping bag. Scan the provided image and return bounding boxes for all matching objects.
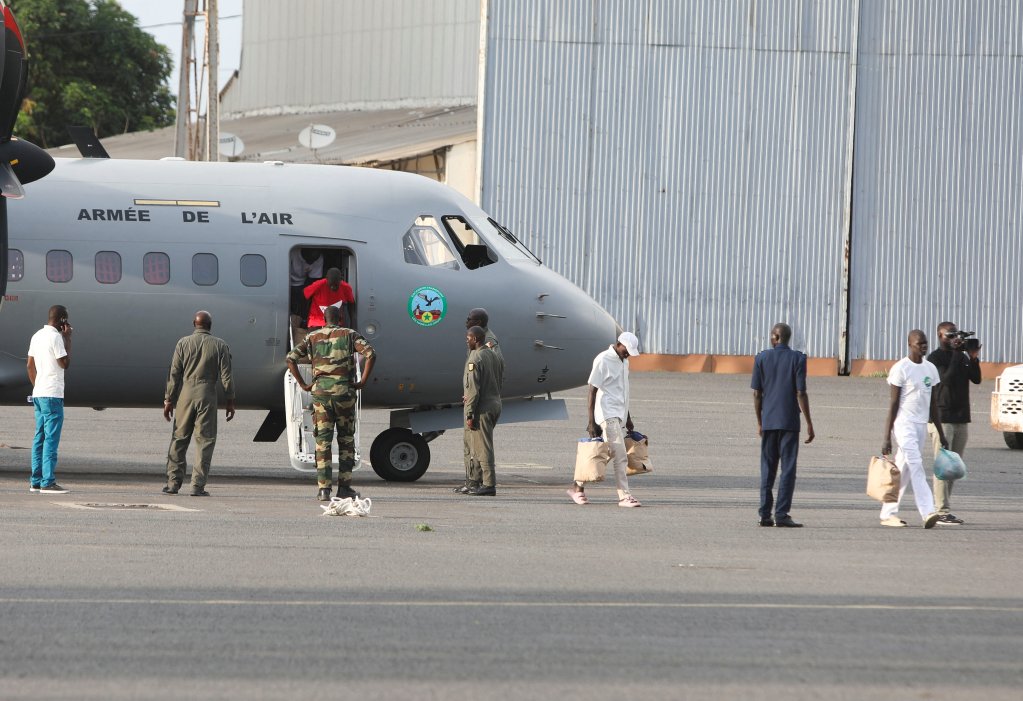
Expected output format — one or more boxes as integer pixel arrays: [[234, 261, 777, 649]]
[[866, 455, 900, 502], [625, 430, 652, 475], [574, 438, 610, 483]]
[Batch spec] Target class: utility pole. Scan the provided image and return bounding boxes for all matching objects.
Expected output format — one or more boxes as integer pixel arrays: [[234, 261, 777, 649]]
[[206, 0, 219, 162], [173, 0, 196, 158], [173, 0, 219, 161]]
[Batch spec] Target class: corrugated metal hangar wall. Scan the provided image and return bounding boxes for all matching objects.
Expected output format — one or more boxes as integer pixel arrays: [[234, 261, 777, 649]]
[[478, 0, 1023, 370], [223, 0, 479, 115]]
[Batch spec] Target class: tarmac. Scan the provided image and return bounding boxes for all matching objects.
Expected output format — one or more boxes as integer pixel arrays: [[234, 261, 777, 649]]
[[1, 372, 1021, 700]]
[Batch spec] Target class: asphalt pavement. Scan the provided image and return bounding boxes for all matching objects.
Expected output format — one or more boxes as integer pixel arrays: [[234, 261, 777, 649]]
[[1, 372, 1021, 700]]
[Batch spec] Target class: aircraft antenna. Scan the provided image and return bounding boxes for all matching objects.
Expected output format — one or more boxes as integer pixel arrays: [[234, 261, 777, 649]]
[[173, 0, 220, 161]]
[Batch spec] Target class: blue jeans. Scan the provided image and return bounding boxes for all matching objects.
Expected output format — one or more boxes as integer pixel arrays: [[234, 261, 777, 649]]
[[760, 429, 799, 519], [31, 397, 64, 488]]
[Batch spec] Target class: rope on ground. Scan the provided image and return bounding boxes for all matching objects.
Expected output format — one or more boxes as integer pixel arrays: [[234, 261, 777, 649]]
[[320, 496, 372, 517]]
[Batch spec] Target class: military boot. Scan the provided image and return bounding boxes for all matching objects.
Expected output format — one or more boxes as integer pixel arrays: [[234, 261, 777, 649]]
[[337, 484, 360, 500], [317, 487, 332, 501]]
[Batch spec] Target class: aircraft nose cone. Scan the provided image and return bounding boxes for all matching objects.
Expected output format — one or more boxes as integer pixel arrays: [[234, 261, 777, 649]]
[[590, 300, 620, 347]]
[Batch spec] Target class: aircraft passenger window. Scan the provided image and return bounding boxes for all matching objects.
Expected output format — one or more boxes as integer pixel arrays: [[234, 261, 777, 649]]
[[402, 216, 459, 269], [442, 216, 495, 270], [192, 253, 218, 286], [46, 250, 73, 283], [95, 251, 122, 284], [6, 249, 23, 281], [240, 254, 266, 287], [143, 252, 170, 285]]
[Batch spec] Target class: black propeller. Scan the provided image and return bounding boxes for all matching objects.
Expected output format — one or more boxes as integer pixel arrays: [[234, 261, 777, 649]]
[[0, 3, 55, 302]]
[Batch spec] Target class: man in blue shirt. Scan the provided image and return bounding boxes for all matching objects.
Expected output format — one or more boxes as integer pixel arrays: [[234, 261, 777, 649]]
[[752, 323, 815, 527]]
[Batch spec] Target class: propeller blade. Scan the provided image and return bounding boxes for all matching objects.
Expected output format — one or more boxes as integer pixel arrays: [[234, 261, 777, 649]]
[[0, 5, 27, 141], [0, 161, 23, 199]]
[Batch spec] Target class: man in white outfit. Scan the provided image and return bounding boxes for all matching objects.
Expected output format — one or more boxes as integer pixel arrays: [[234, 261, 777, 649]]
[[568, 331, 642, 507], [880, 329, 946, 528]]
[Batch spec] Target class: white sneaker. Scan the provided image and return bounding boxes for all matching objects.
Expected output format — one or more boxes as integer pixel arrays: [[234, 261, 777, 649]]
[[29, 485, 40, 492], [880, 516, 907, 527], [618, 495, 642, 508]]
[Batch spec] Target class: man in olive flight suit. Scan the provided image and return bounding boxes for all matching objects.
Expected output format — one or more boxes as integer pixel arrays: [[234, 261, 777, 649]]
[[455, 308, 503, 494], [462, 325, 504, 496], [287, 305, 376, 501], [163, 310, 235, 497]]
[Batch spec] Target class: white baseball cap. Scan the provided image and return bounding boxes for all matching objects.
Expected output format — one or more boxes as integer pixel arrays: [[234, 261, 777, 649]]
[[618, 331, 641, 356]]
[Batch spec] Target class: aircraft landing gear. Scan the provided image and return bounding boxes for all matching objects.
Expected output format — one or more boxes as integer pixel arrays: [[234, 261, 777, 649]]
[[369, 427, 430, 481]]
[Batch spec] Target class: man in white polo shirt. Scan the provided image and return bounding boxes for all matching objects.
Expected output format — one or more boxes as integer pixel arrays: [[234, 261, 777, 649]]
[[568, 331, 642, 507], [26, 305, 73, 494]]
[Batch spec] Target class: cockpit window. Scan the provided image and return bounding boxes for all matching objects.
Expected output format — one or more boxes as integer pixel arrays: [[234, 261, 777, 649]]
[[442, 216, 495, 270], [481, 217, 542, 265], [403, 216, 459, 270]]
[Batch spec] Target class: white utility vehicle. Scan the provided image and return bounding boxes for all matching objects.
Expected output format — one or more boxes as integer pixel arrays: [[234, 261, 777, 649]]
[[991, 365, 1023, 449]]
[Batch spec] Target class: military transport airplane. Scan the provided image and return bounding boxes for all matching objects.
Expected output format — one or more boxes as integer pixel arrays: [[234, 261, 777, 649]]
[[0, 3, 618, 480], [0, 155, 621, 480]]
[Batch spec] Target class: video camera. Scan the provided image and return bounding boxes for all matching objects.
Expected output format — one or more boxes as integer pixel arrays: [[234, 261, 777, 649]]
[[953, 330, 980, 351]]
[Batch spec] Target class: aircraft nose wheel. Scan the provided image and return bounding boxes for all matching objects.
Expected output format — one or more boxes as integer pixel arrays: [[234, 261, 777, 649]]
[[369, 427, 430, 481]]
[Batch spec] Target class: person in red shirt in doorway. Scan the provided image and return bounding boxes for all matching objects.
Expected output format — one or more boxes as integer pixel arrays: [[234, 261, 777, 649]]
[[304, 268, 354, 330]]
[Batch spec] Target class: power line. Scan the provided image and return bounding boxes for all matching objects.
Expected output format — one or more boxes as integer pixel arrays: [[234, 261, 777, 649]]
[[29, 14, 241, 40]]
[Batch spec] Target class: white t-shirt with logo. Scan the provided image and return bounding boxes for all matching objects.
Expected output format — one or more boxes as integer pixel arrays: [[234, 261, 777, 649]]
[[28, 325, 68, 399], [888, 356, 940, 424], [588, 346, 629, 424]]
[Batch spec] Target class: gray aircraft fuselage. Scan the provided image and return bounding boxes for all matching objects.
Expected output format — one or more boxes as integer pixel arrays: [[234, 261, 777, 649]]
[[0, 158, 617, 415]]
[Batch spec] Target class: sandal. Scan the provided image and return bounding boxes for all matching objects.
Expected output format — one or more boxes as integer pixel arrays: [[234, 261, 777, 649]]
[[567, 489, 588, 505]]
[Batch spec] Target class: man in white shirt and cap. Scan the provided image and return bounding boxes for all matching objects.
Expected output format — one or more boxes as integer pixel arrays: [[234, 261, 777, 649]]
[[568, 331, 643, 507]]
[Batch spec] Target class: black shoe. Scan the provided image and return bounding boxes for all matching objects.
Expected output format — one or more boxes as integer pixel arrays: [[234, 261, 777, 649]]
[[190, 488, 210, 497], [467, 485, 496, 496], [39, 483, 70, 494], [774, 515, 803, 528], [162, 485, 179, 495], [337, 485, 360, 499], [759, 518, 774, 527], [317, 488, 332, 502]]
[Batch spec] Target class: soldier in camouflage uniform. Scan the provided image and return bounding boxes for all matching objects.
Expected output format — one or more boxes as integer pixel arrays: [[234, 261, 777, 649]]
[[454, 308, 503, 494], [286, 306, 376, 501], [463, 325, 504, 496]]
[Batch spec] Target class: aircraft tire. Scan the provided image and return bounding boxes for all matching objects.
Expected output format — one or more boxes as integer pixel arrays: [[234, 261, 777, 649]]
[[1004, 432, 1023, 450], [370, 428, 430, 481]]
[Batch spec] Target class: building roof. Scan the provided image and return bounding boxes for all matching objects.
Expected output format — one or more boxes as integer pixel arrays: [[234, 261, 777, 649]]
[[47, 106, 477, 164]]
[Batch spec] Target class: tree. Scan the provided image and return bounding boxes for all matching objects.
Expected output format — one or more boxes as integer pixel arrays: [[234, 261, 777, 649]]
[[11, 0, 175, 148]]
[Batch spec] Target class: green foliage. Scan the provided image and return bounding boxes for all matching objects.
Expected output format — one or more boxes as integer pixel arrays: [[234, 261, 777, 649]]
[[10, 0, 175, 147], [414, 523, 433, 532]]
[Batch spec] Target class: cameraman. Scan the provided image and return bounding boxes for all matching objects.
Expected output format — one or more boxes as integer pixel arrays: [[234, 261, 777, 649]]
[[926, 321, 981, 525]]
